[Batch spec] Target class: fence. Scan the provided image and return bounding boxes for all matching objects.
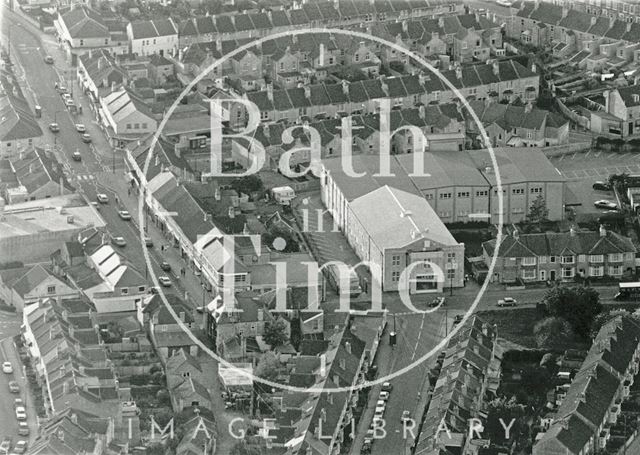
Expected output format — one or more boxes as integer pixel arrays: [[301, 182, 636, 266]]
[[116, 365, 158, 376], [615, 429, 639, 455], [556, 97, 590, 130], [540, 142, 592, 157]]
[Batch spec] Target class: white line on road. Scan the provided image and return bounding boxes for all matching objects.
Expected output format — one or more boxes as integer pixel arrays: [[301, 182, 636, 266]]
[[584, 150, 591, 158], [595, 151, 602, 157], [558, 155, 565, 161], [571, 153, 578, 160]]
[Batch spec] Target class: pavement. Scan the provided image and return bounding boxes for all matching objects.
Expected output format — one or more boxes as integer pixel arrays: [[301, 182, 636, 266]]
[[0, 311, 36, 448]]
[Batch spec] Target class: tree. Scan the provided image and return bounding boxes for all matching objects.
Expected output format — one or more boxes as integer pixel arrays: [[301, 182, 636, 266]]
[[254, 351, 281, 381], [231, 441, 261, 455], [231, 175, 264, 198], [542, 286, 603, 338], [526, 195, 549, 230], [533, 317, 574, 349], [263, 319, 289, 348]]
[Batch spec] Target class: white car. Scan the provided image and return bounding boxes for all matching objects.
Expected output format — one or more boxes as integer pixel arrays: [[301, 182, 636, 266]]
[[15, 406, 26, 420], [97, 194, 109, 204], [159, 276, 172, 287], [12, 440, 27, 454], [2, 362, 13, 374], [594, 200, 618, 210], [379, 391, 390, 401], [401, 410, 411, 423], [497, 297, 517, 307], [118, 210, 132, 221], [374, 405, 385, 417], [75, 123, 86, 133]]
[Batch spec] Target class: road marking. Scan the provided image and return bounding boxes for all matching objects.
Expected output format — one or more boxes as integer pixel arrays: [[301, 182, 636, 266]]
[[558, 155, 565, 161], [595, 151, 602, 157], [571, 153, 578, 160], [584, 150, 591, 158]]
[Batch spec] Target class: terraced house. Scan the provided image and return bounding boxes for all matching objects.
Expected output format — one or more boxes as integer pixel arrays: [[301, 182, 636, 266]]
[[177, 0, 464, 47], [482, 226, 637, 283], [534, 315, 640, 455]]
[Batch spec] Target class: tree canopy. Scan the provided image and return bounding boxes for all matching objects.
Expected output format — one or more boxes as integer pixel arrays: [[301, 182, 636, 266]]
[[526, 195, 549, 230], [534, 317, 574, 349], [542, 286, 602, 338], [254, 351, 281, 381], [263, 319, 289, 348]]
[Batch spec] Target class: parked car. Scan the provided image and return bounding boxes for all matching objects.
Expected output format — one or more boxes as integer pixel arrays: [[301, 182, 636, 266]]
[[594, 200, 618, 210], [43, 55, 54, 64], [592, 181, 612, 191], [81, 133, 92, 143], [75, 123, 86, 133], [381, 382, 392, 392], [158, 276, 172, 287], [453, 315, 464, 325], [112, 236, 127, 247], [14, 398, 24, 409], [12, 440, 27, 454], [2, 362, 13, 373], [118, 210, 132, 221], [379, 391, 390, 401], [497, 297, 517, 307], [96, 193, 109, 204], [401, 410, 411, 423], [17, 422, 29, 436], [72, 151, 81, 161], [428, 296, 445, 307], [8, 381, 19, 393], [48, 122, 59, 132], [160, 261, 172, 272], [374, 405, 385, 418], [144, 236, 153, 247], [0, 437, 11, 455], [15, 406, 26, 420]]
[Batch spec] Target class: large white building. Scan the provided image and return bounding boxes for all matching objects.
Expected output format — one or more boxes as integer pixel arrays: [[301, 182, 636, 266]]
[[321, 160, 465, 294], [127, 19, 178, 57]]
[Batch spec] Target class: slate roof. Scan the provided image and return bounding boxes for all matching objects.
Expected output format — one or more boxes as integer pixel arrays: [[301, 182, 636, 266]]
[[617, 84, 640, 108], [129, 18, 177, 40], [483, 229, 636, 258], [10, 147, 74, 194], [559, 10, 593, 33], [0, 71, 43, 142], [528, 2, 564, 25], [59, 7, 108, 39]]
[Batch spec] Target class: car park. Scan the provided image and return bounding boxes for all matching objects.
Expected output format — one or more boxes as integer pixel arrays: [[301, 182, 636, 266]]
[[75, 124, 86, 133], [3, 362, 13, 373], [593, 181, 612, 191], [497, 297, 517, 307], [160, 261, 172, 272], [43, 55, 54, 64], [594, 200, 618, 210], [17, 422, 28, 436], [118, 210, 132, 221], [97, 194, 109, 204], [48, 123, 59, 132], [72, 151, 81, 161], [159, 276, 172, 287], [9, 381, 19, 393], [112, 236, 127, 247], [15, 407, 26, 420]]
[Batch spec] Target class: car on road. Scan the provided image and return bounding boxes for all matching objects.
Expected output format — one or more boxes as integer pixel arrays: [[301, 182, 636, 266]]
[[12, 441, 26, 454], [158, 276, 172, 287], [9, 381, 19, 393], [96, 194, 109, 204], [160, 261, 172, 272], [144, 236, 153, 247], [594, 200, 618, 210], [118, 210, 132, 221], [428, 296, 445, 307], [401, 410, 411, 423], [14, 398, 24, 409], [48, 123, 59, 133], [381, 382, 392, 392], [376, 400, 386, 409], [43, 55, 54, 64], [72, 151, 81, 161], [497, 297, 518, 307], [374, 405, 385, 418], [15, 406, 26, 420], [17, 422, 28, 436], [56, 85, 67, 93], [593, 181, 612, 191], [379, 391, 389, 401], [112, 236, 127, 247], [0, 437, 11, 455], [453, 315, 464, 325], [81, 133, 92, 143], [75, 124, 86, 133], [2, 362, 13, 373]]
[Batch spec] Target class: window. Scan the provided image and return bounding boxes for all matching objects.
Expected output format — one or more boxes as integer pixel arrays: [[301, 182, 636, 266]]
[[609, 265, 622, 275], [578, 255, 586, 262], [138, 286, 145, 292], [182, 371, 191, 378], [425, 194, 434, 200], [476, 190, 488, 197], [392, 255, 401, 266], [589, 266, 603, 277], [105, 39, 108, 45], [80, 40, 84, 46], [522, 269, 536, 280], [126, 123, 132, 130], [391, 271, 400, 282], [550, 256, 556, 263], [121, 288, 129, 294], [562, 268, 574, 279], [447, 252, 455, 263], [608, 253, 623, 262], [439, 193, 452, 199], [142, 123, 147, 129], [47, 285, 56, 294], [539, 256, 547, 264], [561, 256, 574, 264], [589, 255, 604, 263], [512, 188, 524, 195], [521, 257, 536, 266], [457, 191, 470, 198], [512, 207, 525, 214], [134, 123, 140, 129], [235, 275, 246, 282], [530, 187, 542, 194]]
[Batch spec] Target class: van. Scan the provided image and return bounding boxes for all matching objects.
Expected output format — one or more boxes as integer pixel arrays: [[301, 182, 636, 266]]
[[272, 186, 296, 205]]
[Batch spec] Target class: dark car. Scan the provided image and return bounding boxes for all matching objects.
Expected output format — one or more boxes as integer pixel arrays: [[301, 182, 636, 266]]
[[72, 151, 81, 161], [592, 181, 612, 191], [43, 55, 54, 64], [453, 315, 464, 325], [160, 261, 172, 272], [428, 297, 445, 307]]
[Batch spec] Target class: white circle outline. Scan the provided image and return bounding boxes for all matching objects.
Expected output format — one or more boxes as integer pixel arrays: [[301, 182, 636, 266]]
[[139, 27, 504, 393]]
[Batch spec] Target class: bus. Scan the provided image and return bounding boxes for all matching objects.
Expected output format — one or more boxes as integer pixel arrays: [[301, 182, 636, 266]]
[[324, 264, 362, 297], [615, 282, 640, 300]]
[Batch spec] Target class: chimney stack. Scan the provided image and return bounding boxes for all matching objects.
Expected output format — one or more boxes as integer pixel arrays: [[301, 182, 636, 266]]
[[319, 43, 325, 67], [492, 61, 499, 77], [266, 82, 274, 102], [341, 79, 349, 96], [599, 225, 607, 237]]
